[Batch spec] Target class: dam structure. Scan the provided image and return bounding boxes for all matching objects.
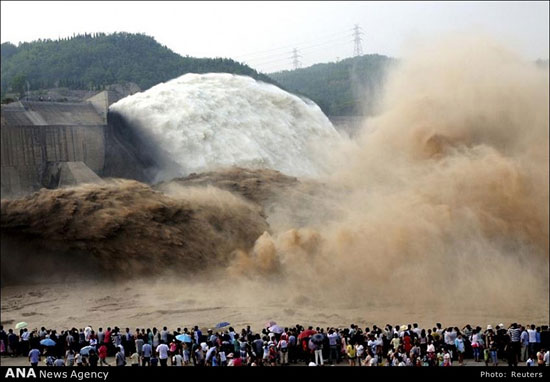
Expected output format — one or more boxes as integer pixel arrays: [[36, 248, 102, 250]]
[[0, 89, 132, 198]]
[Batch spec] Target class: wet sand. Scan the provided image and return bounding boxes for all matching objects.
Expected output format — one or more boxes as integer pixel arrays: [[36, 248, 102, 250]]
[[2, 280, 548, 332]]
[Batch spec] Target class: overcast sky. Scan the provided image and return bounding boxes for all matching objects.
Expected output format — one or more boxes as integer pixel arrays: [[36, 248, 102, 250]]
[[1, 1, 548, 73]]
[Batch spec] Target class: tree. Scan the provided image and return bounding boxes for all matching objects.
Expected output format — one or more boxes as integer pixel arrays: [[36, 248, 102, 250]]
[[11, 74, 27, 98]]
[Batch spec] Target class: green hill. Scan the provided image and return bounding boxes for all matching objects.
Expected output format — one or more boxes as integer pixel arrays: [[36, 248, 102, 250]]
[[1, 32, 277, 97], [268, 54, 397, 116]]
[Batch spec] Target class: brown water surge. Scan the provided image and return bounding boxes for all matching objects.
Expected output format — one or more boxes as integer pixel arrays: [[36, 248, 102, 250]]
[[231, 35, 549, 316], [1, 35, 548, 323], [1, 179, 268, 283]]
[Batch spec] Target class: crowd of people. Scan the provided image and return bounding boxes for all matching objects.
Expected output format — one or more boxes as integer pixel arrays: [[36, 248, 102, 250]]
[[1, 322, 550, 367]]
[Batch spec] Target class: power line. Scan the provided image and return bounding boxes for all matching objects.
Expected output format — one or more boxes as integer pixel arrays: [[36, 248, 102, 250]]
[[234, 30, 349, 61], [240, 33, 349, 64], [243, 34, 350, 68]]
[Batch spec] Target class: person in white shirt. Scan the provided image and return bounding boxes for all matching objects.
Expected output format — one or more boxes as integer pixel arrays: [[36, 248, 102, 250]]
[[356, 344, 364, 362], [278, 337, 289, 365], [160, 327, 168, 344], [130, 352, 140, 366], [219, 350, 227, 366], [156, 342, 169, 366], [520, 327, 530, 362], [172, 353, 183, 366], [206, 345, 217, 366], [527, 325, 537, 357]]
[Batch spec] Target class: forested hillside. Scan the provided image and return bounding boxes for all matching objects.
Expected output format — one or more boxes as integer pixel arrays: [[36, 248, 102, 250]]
[[269, 54, 396, 116], [1, 32, 276, 96]]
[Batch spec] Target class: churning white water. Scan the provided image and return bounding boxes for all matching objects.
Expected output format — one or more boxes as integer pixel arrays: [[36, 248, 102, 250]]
[[109, 73, 341, 180]]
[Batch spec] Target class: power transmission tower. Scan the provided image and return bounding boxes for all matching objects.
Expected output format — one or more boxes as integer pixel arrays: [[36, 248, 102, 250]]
[[291, 48, 302, 70], [352, 24, 364, 57]]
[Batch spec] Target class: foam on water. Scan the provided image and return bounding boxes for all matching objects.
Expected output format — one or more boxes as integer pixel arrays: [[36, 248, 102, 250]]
[[109, 73, 341, 180]]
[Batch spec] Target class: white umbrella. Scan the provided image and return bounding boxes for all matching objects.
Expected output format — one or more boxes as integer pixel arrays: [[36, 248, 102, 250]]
[[269, 325, 284, 334], [15, 322, 28, 330]]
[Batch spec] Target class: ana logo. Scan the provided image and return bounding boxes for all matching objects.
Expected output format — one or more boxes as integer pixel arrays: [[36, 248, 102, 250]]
[[5, 368, 37, 378]]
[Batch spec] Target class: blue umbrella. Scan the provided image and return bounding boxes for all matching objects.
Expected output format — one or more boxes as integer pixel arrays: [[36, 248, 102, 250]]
[[40, 338, 56, 347], [176, 334, 192, 343], [215, 322, 230, 329]]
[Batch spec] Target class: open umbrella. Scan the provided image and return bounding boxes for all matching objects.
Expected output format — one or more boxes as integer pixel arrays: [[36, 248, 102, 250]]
[[265, 320, 277, 328], [176, 334, 192, 343], [297, 329, 316, 340], [216, 322, 230, 329], [79, 346, 93, 355], [15, 322, 28, 330], [40, 338, 56, 347], [269, 325, 284, 334]]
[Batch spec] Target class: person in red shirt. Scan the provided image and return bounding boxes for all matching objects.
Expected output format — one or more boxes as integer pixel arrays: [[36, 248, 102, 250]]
[[98, 344, 109, 366], [104, 327, 112, 355], [403, 334, 412, 354]]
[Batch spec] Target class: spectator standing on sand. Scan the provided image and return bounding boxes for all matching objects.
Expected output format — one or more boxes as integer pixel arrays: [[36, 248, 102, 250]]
[[7, 329, 18, 357], [0, 326, 6, 356], [156, 341, 169, 366], [489, 337, 498, 366], [253, 334, 264, 365], [346, 340, 356, 366], [527, 325, 537, 357], [104, 327, 112, 355], [98, 344, 108, 366], [327, 329, 339, 365], [97, 328, 104, 345], [454, 334, 465, 366], [508, 323, 521, 365], [471, 328, 483, 362], [161, 327, 168, 344], [65, 349, 76, 366], [130, 351, 140, 366], [135, 335, 144, 357], [152, 328, 160, 348], [278, 334, 289, 365], [173, 351, 184, 366], [89, 350, 99, 367], [115, 346, 126, 367], [391, 333, 400, 351], [20, 329, 30, 355], [169, 340, 177, 365], [521, 326, 530, 362], [89, 333, 97, 350], [444, 328, 457, 360], [28, 347, 41, 367], [194, 343, 205, 366], [142, 342, 152, 366]]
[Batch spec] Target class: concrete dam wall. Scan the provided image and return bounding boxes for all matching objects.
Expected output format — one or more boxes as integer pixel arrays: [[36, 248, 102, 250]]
[[1, 101, 106, 198]]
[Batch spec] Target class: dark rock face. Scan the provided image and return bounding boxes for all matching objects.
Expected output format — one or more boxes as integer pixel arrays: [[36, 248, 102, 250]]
[[102, 111, 161, 183]]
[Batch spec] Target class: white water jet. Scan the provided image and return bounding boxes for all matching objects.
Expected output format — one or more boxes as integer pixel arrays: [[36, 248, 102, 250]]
[[110, 73, 341, 180]]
